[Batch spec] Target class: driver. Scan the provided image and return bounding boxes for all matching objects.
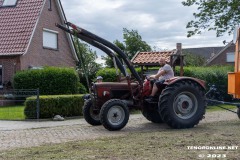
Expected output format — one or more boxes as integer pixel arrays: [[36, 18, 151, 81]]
[[146, 57, 174, 101]]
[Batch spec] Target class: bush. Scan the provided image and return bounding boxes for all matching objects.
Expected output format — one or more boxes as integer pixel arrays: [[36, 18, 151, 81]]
[[183, 52, 206, 66], [14, 67, 80, 95], [78, 83, 87, 94], [175, 65, 233, 85], [175, 65, 234, 100], [96, 67, 143, 82], [79, 73, 95, 90], [24, 95, 84, 119], [96, 68, 118, 82]]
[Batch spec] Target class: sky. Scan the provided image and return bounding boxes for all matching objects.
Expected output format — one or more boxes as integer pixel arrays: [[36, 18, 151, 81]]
[[61, 0, 233, 64]]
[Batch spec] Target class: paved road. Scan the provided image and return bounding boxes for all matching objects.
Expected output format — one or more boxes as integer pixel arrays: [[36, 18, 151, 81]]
[[0, 111, 239, 151]]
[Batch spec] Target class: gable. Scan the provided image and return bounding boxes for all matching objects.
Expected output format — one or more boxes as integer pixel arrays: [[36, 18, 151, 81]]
[[19, 0, 77, 69], [206, 42, 235, 65], [0, 0, 45, 55]]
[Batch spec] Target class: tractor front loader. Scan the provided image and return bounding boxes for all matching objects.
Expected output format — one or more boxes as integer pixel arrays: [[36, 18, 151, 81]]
[[57, 22, 207, 131]]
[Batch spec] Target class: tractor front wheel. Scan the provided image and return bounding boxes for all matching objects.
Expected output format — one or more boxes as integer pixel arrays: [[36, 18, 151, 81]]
[[83, 99, 101, 126], [159, 80, 206, 129], [100, 99, 129, 131]]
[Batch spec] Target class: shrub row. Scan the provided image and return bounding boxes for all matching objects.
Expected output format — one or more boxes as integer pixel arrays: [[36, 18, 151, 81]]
[[14, 67, 80, 95], [97, 65, 233, 85], [144, 65, 234, 99], [96, 67, 142, 82], [97, 65, 234, 100], [24, 95, 84, 119], [176, 65, 234, 100], [175, 65, 234, 87], [96, 68, 118, 82]]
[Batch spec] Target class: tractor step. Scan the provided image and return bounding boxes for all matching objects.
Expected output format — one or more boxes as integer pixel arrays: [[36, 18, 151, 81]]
[[144, 98, 158, 104]]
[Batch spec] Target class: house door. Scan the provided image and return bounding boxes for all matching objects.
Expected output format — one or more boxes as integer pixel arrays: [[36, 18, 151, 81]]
[[0, 65, 2, 88]]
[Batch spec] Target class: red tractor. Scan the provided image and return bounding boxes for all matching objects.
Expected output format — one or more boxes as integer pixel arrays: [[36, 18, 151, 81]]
[[57, 22, 206, 131]]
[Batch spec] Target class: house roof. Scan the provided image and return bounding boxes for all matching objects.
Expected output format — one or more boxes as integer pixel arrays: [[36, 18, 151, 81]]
[[182, 46, 224, 59], [0, 0, 44, 55], [0, 0, 78, 60], [131, 50, 176, 65], [206, 41, 234, 65]]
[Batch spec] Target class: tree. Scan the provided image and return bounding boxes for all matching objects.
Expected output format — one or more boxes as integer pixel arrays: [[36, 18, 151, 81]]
[[101, 55, 114, 68], [183, 51, 206, 66], [182, 0, 240, 37], [101, 40, 125, 68], [74, 38, 101, 88], [123, 28, 152, 59], [102, 28, 152, 67]]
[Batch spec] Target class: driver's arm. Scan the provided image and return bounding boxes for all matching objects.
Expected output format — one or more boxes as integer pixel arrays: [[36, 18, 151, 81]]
[[149, 70, 165, 79]]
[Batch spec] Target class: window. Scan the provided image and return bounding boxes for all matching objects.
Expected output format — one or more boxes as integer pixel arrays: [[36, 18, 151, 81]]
[[43, 28, 58, 50], [226, 52, 235, 62], [2, 0, 18, 6]]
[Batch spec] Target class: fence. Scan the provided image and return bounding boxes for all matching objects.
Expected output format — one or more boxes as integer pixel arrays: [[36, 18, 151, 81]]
[[0, 89, 39, 120]]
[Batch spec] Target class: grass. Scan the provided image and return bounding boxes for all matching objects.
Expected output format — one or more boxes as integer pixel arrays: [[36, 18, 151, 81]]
[[0, 120, 239, 160], [0, 104, 237, 121], [0, 105, 25, 120]]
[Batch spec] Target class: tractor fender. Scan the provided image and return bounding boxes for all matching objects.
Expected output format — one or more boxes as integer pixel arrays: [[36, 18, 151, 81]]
[[164, 76, 206, 90]]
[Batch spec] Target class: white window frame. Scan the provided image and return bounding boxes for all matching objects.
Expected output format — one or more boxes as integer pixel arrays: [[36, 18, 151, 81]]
[[2, 0, 18, 7], [43, 28, 59, 50], [226, 52, 235, 62]]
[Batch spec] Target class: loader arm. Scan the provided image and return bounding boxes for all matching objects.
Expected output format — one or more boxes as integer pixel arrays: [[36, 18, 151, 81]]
[[56, 22, 141, 84], [56, 23, 127, 76]]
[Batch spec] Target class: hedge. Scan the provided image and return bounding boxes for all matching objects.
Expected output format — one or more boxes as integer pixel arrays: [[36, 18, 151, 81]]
[[97, 66, 234, 100], [96, 67, 142, 82], [14, 67, 80, 95], [96, 68, 118, 82], [24, 95, 84, 119], [175, 65, 234, 86], [78, 83, 87, 94], [175, 65, 234, 100]]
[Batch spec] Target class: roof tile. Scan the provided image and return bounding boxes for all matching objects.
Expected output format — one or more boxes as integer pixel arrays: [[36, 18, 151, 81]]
[[131, 51, 176, 65], [0, 0, 44, 55]]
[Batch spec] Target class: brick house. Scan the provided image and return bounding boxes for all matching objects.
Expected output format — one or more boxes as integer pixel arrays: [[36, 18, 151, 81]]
[[206, 41, 235, 66], [183, 46, 224, 60], [0, 0, 78, 89], [182, 43, 235, 66]]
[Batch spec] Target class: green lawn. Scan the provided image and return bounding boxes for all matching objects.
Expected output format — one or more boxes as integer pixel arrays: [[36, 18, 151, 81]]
[[0, 105, 25, 120], [0, 104, 237, 121]]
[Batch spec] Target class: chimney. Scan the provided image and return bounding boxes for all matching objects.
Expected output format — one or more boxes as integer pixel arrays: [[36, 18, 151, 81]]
[[176, 43, 182, 54]]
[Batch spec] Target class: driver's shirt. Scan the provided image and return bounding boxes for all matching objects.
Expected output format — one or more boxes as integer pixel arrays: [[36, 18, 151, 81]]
[[157, 64, 174, 81]]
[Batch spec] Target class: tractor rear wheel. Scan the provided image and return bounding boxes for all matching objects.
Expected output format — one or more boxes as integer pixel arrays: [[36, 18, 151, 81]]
[[159, 80, 206, 129], [100, 99, 129, 131], [83, 99, 101, 126]]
